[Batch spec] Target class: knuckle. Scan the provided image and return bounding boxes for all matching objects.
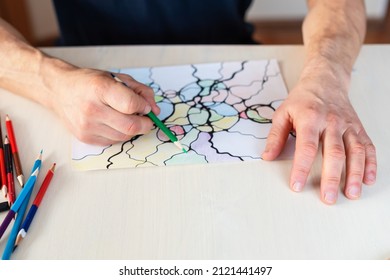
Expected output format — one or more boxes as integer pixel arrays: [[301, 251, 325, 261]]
[[365, 143, 376, 154], [125, 120, 140, 135], [293, 164, 311, 176], [301, 141, 318, 157], [349, 143, 365, 156], [76, 132, 93, 144], [326, 113, 341, 125], [327, 145, 346, 160], [348, 169, 364, 179], [124, 97, 140, 114], [267, 128, 283, 143], [78, 116, 91, 131], [323, 176, 341, 187], [82, 101, 99, 116], [303, 109, 321, 124], [90, 75, 109, 96]]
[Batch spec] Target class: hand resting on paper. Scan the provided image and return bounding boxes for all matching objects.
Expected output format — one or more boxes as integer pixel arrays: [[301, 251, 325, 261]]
[[262, 70, 377, 205], [262, 0, 377, 205]]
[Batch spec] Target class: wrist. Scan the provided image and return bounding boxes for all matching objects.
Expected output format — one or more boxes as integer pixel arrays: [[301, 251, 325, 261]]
[[38, 54, 77, 110], [298, 55, 352, 96]]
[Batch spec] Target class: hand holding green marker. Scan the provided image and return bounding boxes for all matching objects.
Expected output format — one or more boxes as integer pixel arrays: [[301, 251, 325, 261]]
[[110, 73, 187, 153]]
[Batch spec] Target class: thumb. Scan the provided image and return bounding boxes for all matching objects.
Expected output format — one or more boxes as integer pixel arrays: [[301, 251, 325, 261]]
[[262, 108, 292, 160]]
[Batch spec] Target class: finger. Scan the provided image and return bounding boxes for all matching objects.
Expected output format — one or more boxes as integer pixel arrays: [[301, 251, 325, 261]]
[[290, 122, 319, 193], [101, 77, 152, 115], [102, 108, 154, 136], [343, 128, 365, 200], [320, 128, 346, 205], [262, 107, 292, 160], [116, 73, 161, 115], [73, 105, 154, 145], [359, 130, 377, 185], [74, 122, 132, 146]]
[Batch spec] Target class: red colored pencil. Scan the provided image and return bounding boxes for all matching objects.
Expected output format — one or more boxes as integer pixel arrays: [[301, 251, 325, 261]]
[[15, 163, 56, 246], [3, 136, 15, 206], [5, 115, 24, 187], [0, 117, 7, 197]]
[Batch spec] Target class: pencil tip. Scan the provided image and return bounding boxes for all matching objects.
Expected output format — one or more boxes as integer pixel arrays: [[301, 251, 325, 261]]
[[51, 163, 57, 172], [2, 186, 7, 198], [174, 141, 187, 153], [5, 114, 10, 120], [17, 175, 24, 187], [15, 234, 23, 247]]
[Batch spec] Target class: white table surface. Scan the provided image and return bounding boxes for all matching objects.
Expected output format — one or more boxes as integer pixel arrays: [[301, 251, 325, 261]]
[[0, 45, 388, 260]]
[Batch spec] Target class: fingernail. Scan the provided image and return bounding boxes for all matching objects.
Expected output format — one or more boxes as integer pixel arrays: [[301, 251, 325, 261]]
[[347, 185, 361, 199], [292, 182, 303, 192], [324, 191, 337, 204], [144, 105, 151, 114]]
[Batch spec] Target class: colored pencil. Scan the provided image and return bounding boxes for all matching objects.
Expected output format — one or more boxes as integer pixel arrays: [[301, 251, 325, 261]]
[[0, 118, 7, 198], [0, 201, 10, 213], [3, 136, 15, 206], [2, 151, 42, 259], [5, 115, 24, 187], [15, 162, 55, 247], [0, 167, 40, 241], [110, 73, 187, 153]]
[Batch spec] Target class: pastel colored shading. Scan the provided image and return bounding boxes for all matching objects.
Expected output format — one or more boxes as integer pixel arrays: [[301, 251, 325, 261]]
[[72, 60, 294, 170]]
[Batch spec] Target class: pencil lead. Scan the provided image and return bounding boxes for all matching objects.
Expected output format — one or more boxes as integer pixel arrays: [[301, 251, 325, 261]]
[[15, 229, 26, 246]]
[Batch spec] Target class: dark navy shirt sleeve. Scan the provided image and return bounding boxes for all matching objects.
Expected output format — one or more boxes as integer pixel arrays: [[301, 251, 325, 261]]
[[53, 0, 254, 46]]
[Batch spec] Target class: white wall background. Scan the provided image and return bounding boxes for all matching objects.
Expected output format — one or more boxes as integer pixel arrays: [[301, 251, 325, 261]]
[[25, 0, 390, 42], [246, 0, 389, 21]]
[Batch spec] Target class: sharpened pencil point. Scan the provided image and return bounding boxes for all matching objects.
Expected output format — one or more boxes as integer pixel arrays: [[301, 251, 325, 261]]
[[174, 141, 186, 153], [17, 175, 24, 187], [2, 185, 7, 198], [15, 230, 25, 246]]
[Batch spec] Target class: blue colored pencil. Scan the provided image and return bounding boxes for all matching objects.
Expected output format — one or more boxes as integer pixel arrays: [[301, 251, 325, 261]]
[[2, 151, 42, 259], [15, 163, 56, 247], [0, 165, 40, 241]]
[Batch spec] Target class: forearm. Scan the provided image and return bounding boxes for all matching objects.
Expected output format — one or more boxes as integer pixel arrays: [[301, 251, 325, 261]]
[[301, 0, 366, 89], [0, 18, 74, 110]]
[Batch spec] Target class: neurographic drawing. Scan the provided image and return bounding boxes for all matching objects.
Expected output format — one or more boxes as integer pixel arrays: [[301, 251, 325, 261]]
[[72, 60, 294, 170]]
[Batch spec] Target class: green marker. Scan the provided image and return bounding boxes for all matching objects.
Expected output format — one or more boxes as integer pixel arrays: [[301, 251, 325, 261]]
[[111, 73, 187, 153]]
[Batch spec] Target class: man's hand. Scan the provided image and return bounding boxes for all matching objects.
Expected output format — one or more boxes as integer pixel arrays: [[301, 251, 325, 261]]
[[262, 0, 377, 205], [48, 67, 161, 146], [263, 73, 377, 204]]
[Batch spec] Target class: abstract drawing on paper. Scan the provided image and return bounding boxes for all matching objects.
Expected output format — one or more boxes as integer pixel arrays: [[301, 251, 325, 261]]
[[72, 60, 295, 170]]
